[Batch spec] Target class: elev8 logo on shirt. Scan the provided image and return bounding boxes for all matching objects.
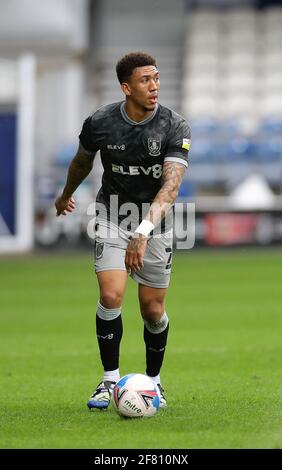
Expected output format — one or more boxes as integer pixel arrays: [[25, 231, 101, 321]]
[[111, 163, 162, 179]]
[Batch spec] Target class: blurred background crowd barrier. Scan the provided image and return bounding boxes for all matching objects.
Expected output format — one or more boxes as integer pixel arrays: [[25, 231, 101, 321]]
[[1, 0, 282, 252]]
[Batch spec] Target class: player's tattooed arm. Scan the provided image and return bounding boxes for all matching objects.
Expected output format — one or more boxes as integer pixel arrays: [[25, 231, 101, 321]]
[[146, 161, 186, 226], [61, 143, 96, 199], [125, 161, 186, 271], [55, 143, 96, 216]]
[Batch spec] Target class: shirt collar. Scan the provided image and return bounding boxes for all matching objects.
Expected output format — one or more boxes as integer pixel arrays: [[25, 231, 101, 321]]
[[120, 101, 159, 126]]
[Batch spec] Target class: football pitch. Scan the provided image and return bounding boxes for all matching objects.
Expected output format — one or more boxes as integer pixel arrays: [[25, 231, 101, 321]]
[[0, 248, 281, 449]]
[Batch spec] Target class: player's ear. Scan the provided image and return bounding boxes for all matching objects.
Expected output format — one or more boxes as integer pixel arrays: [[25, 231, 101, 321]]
[[121, 82, 131, 96]]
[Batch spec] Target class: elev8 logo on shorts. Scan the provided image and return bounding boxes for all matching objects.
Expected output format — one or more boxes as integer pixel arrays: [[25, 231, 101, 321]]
[[112, 163, 162, 179]]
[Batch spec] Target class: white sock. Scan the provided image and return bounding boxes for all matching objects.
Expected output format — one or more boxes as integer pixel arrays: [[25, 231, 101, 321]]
[[103, 369, 120, 383], [147, 374, 160, 385]]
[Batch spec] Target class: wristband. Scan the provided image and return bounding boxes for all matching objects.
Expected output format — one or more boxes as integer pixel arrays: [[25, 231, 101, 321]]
[[135, 220, 155, 237]]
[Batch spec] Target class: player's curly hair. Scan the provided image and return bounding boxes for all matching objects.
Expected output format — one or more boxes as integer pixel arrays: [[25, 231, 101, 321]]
[[116, 52, 157, 84]]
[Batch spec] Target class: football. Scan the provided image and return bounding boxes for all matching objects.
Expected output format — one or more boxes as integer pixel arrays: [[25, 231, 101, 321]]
[[112, 373, 160, 418]]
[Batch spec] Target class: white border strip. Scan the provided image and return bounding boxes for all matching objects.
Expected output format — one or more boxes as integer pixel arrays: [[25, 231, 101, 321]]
[[0, 54, 36, 253]]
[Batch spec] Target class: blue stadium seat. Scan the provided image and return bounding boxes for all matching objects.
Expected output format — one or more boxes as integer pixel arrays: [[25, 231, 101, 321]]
[[189, 117, 219, 136], [189, 137, 215, 163], [178, 179, 195, 197], [260, 117, 282, 134], [256, 134, 282, 162], [218, 119, 242, 135], [213, 136, 230, 163], [227, 135, 257, 162]]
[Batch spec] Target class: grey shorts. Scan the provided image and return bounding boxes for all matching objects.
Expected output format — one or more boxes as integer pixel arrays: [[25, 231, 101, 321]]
[[94, 219, 173, 288]]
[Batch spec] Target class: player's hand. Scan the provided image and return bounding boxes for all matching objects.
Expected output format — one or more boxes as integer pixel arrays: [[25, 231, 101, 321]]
[[125, 233, 148, 273], [55, 195, 76, 216]]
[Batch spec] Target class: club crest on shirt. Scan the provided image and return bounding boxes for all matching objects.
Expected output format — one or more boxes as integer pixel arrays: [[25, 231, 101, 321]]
[[96, 242, 104, 260], [148, 137, 161, 156]]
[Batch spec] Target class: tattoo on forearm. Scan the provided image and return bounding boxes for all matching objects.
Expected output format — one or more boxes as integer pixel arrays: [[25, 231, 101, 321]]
[[147, 162, 186, 225], [62, 143, 96, 198]]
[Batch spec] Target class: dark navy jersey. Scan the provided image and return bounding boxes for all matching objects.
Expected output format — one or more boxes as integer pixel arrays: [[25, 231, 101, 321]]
[[79, 101, 191, 226]]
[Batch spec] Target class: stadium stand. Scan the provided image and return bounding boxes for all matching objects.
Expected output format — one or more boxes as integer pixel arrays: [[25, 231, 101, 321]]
[[181, 4, 282, 198]]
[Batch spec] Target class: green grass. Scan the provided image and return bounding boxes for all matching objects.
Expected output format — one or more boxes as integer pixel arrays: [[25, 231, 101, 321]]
[[0, 249, 282, 449]]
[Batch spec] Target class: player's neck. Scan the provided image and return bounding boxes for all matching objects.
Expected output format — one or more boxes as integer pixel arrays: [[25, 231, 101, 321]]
[[124, 100, 155, 123]]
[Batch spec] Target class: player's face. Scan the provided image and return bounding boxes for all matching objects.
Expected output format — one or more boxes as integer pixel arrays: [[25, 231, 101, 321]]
[[124, 65, 160, 111]]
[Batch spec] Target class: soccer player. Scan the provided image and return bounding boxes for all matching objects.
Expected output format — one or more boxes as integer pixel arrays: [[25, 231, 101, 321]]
[[55, 52, 191, 410]]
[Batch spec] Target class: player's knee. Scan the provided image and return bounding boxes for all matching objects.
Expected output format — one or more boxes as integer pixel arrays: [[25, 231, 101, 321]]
[[140, 300, 164, 323], [100, 291, 123, 309]]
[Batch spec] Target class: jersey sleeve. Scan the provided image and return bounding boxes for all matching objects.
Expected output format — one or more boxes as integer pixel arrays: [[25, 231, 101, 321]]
[[164, 119, 191, 168], [79, 116, 100, 153]]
